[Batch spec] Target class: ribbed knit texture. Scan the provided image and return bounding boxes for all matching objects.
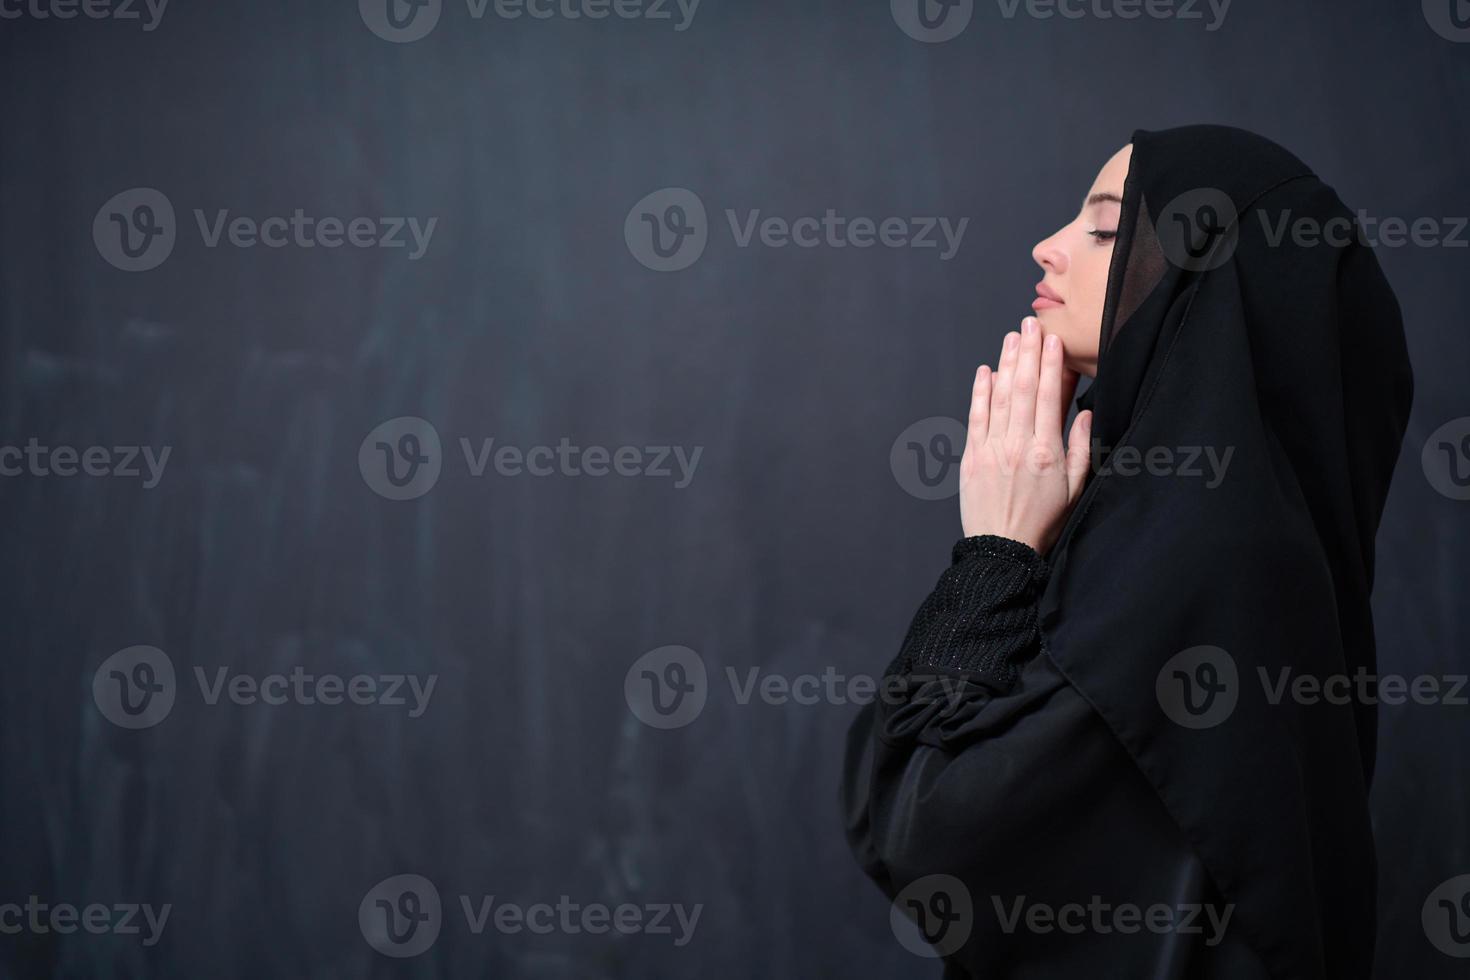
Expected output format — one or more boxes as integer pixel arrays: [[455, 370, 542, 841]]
[[885, 534, 1050, 692]]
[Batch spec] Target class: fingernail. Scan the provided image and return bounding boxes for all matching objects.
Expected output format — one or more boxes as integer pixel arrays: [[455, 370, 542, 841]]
[[1004, 333, 1017, 352], [1044, 333, 1059, 352], [1022, 317, 1038, 336]]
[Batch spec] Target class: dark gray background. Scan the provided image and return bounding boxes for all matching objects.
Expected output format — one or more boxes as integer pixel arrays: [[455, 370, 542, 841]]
[[1, 0, 1467, 976]]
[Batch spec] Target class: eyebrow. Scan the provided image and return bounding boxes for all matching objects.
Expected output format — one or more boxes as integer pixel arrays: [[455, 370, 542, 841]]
[[1087, 192, 1123, 206]]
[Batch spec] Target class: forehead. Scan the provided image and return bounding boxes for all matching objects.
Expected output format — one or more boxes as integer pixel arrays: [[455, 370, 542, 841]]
[[1089, 144, 1133, 195]]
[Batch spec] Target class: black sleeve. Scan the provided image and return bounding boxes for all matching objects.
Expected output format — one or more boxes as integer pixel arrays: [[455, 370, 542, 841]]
[[882, 534, 1051, 692], [840, 534, 1051, 895], [837, 537, 1269, 978]]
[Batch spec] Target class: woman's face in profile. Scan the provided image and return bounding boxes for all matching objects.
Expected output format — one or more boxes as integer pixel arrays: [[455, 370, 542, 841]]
[[1031, 144, 1132, 377]]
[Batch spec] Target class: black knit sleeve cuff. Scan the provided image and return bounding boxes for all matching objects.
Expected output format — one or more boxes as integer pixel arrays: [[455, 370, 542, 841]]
[[887, 535, 1050, 692], [950, 533, 1047, 568]]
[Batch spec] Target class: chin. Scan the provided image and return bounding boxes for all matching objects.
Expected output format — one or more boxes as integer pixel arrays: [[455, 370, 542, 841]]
[[1034, 308, 1066, 340], [1037, 314, 1097, 377]]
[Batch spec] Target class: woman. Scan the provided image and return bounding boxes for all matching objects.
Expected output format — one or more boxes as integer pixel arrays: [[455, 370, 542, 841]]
[[840, 125, 1414, 978]]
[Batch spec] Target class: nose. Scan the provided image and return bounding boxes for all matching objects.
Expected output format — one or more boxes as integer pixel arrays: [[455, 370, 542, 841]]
[[1032, 228, 1068, 276]]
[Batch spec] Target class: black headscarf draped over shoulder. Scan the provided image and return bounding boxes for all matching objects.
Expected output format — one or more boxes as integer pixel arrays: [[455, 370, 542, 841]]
[[1045, 125, 1413, 979]]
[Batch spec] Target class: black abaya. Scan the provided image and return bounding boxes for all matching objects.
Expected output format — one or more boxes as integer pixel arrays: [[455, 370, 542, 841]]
[[840, 125, 1414, 979]]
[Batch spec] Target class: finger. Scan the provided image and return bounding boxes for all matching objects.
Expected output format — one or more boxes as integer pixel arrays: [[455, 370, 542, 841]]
[[968, 365, 991, 446], [1036, 331, 1066, 441], [1008, 317, 1042, 439], [991, 332, 1019, 436], [1066, 410, 1093, 503]]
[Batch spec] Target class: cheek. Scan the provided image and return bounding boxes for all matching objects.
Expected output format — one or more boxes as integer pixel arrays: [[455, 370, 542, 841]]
[[1079, 248, 1113, 316]]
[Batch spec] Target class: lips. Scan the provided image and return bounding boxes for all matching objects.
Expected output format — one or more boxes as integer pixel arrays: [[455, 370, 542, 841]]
[[1032, 281, 1064, 310]]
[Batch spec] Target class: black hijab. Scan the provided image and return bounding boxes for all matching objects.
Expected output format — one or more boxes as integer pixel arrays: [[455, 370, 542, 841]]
[[1044, 125, 1413, 978]]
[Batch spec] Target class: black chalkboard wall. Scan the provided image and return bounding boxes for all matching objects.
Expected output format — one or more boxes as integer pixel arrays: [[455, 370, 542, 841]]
[[1, 0, 1466, 976]]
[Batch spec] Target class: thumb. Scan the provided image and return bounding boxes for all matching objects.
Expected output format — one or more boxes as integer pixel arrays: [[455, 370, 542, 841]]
[[1065, 410, 1092, 503]]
